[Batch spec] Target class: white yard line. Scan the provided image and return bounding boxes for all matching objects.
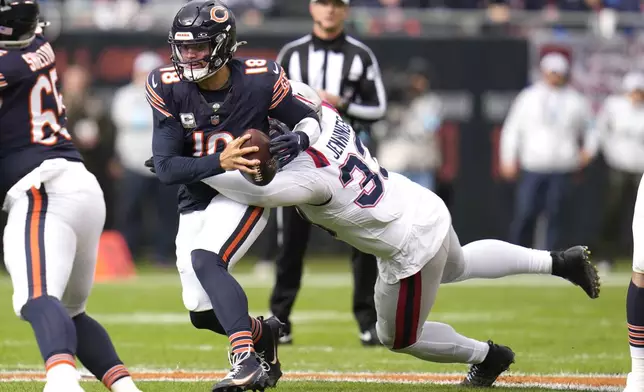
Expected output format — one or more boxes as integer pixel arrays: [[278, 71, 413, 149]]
[[0, 369, 628, 390]]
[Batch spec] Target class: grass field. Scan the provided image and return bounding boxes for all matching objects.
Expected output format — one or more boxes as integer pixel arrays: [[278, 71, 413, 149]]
[[0, 258, 632, 391]]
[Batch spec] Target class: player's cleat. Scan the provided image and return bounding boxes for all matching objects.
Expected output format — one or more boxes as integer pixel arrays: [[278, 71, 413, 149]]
[[551, 245, 601, 299], [461, 340, 515, 387], [277, 322, 293, 345], [359, 325, 382, 347], [212, 350, 268, 392], [43, 380, 86, 392], [624, 372, 644, 392], [255, 316, 285, 387]]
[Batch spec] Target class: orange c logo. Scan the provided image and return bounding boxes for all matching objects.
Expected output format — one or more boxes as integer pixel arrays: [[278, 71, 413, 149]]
[[210, 6, 229, 23]]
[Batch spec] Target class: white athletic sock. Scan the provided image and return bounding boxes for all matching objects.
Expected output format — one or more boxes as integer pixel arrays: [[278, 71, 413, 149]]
[[396, 321, 489, 364], [632, 347, 644, 375], [456, 240, 552, 282], [111, 376, 141, 392], [46, 361, 78, 381]]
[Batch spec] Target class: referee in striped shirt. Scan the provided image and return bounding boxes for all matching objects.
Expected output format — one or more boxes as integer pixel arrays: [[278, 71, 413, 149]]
[[266, 0, 387, 346]]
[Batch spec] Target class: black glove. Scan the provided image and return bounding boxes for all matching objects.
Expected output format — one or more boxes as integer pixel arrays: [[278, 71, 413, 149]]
[[269, 127, 310, 168], [144, 156, 156, 174]]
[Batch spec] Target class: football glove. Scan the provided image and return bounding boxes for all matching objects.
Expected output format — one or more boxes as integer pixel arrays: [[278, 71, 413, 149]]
[[268, 120, 310, 168], [144, 156, 156, 174]]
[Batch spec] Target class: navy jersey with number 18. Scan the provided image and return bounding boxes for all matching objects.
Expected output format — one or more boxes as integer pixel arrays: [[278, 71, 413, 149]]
[[0, 35, 82, 198], [147, 57, 317, 213]]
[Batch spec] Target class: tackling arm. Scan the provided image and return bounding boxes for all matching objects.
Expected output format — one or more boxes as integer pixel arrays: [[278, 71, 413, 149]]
[[202, 156, 329, 208]]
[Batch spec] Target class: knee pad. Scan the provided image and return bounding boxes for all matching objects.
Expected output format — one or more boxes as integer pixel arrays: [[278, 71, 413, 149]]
[[189, 310, 226, 335], [376, 320, 395, 349], [191, 249, 226, 276]]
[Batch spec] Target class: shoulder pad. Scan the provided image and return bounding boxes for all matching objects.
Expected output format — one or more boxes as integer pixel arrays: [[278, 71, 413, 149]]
[[145, 65, 178, 118], [0, 48, 31, 89]]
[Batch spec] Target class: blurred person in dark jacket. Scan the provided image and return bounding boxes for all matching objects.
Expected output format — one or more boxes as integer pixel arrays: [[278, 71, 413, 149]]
[[62, 65, 118, 229]]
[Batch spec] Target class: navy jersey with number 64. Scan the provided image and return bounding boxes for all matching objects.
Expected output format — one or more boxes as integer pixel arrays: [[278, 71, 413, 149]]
[[147, 57, 316, 213], [0, 35, 82, 198]]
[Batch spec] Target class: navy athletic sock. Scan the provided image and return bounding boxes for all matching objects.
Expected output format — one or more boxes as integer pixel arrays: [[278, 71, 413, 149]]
[[628, 281, 644, 355], [191, 249, 254, 353], [73, 313, 131, 389], [190, 310, 263, 345], [20, 296, 77, 370]]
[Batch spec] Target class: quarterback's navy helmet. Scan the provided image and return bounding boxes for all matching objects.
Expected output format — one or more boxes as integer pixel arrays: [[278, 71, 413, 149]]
[[168, 0, 243, 82]]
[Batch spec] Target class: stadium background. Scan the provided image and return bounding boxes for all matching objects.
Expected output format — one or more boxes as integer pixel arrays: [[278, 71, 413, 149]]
[[1, 0, 640, 266]]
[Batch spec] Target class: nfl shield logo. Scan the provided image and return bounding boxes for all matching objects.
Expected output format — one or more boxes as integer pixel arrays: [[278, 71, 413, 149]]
[[210, 115, 220, 125]]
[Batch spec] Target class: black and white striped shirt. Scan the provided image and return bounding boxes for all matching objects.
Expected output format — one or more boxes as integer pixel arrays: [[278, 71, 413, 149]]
[[276, 32, 387, 127]]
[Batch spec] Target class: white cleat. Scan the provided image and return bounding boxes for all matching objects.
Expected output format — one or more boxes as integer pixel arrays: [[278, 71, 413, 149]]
[[625, 372, 644, 392], [43, 380, 85, 392]]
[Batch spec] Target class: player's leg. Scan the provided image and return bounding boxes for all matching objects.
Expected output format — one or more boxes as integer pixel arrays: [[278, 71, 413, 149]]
[[61, 184, 141, 392], [626, 174, 644, 392], [269, 205, 311, 344], [350, 247, 379, 346], [3, 186, 81, 391], [190, 195, 271, 390], [176, 204, 283, 388], [440, 225, 600, 299], [374, 232, 513, 387]]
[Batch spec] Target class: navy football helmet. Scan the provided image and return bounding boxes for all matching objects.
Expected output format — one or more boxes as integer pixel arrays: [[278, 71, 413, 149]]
[[0, 0, 47, 49], [168, 0, 244, 82]]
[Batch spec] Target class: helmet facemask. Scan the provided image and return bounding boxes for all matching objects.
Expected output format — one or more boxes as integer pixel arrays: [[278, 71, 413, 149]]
[[170, 28, 234, 83]]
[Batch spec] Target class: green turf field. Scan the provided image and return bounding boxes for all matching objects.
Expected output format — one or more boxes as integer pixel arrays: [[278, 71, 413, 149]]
[[0, 258, 631, 391]]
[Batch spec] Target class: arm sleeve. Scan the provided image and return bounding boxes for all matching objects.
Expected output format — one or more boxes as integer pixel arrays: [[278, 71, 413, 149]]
[[499, 90, 525, 168], [202, 158, 327, 208], [146, 71, 224, 185], [268, 64, 321, 144], [151, 115, 224, 185], [344, 48, 387, 121]]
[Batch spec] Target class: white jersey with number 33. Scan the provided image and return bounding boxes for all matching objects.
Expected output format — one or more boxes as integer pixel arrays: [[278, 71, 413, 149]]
[[203, 105, 452, 283]]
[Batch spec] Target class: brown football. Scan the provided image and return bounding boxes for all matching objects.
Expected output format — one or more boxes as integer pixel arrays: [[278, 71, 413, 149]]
[[240, 128, 278, 186]]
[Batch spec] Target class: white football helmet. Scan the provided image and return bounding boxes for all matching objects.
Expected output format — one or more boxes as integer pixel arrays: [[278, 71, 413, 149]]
[[289, 80, 322, 119]]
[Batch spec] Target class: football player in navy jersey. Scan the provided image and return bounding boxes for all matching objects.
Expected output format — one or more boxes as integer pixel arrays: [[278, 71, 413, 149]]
[[144, 1, 321, 390], [0, 1, 141, 392]]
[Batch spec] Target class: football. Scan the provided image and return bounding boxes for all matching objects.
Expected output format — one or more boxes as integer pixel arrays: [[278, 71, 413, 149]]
[[240, 128, 278, 186]]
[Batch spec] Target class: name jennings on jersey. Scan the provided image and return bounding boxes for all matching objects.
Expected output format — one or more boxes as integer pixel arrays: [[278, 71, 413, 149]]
[[0, 35, 82, 199], [202, 104, 451, 266], [146, 57, 319, 214]]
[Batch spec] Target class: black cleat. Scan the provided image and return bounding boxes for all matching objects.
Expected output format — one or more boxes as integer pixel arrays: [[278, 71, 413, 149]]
[[462, 341, 515, 387], [551, 245, 601, 299], [255, 316, 285, 388], [359, 325, 382, 347], [212, 350, 268, 392]]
